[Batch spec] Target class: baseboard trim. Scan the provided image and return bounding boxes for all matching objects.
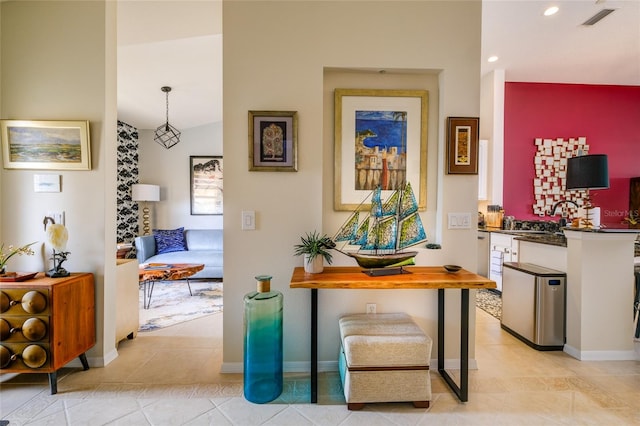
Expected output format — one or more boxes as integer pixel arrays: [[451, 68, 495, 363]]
[[564, 345, 639, 361]]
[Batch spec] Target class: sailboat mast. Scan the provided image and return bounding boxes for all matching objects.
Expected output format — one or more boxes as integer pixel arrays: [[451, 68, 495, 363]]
[[395, 183, 405, 251]]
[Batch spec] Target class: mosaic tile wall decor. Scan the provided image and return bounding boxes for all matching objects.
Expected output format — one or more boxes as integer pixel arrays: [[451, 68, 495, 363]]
[[533, 137, 588, 217], [117, 120, 139, 248]]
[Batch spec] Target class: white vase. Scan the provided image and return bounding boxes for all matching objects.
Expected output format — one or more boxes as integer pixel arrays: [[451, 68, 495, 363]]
[[303, 255, 324, 274]]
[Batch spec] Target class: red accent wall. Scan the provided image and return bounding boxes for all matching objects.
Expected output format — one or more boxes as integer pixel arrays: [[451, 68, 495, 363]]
[[503, 82, 640, 226]]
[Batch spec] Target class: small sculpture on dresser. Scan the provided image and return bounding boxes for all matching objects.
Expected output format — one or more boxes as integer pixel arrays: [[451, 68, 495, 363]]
[[46, 224, 70, 278]]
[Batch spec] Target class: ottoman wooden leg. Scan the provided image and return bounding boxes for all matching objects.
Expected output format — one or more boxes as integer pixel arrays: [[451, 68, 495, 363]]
[[413, 401, 430, 409], [347, 403, 366, 411]]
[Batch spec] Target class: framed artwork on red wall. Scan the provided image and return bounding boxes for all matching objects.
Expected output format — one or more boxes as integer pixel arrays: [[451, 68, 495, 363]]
[[446, 117, 479, 174]]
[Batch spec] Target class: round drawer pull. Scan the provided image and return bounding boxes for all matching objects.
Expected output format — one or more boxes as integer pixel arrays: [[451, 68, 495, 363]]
[[0, 318, 10, 340], [1, 291, 10, 313], [0, 345, 12, 368], [21, 291, 47, 314], [22, 344, 47, 369], [21, 318, 48, 341]]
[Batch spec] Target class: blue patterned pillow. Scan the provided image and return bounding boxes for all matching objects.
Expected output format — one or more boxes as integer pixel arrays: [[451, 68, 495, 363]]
[[153, 227, 187, 254]]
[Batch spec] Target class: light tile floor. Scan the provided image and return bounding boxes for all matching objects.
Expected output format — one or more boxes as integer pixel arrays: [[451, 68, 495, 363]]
[[1, 309, 639, 425]]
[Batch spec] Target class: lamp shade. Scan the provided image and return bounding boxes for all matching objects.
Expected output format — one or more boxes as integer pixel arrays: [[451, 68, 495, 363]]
[[566, 154, 609, 190], [131, 184, 160, 202]]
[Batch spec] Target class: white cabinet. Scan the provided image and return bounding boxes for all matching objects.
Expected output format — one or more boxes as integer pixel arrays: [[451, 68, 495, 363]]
[[116, 259, 139, 346], [489, 232, 519, 292]]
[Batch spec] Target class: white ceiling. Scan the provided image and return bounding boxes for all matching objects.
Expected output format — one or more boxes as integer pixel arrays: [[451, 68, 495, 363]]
[[116, 0, 640, 131]]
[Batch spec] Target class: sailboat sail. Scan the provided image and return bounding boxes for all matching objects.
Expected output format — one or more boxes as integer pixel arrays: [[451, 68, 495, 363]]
[[334, 211, 359, 243], [333, 182, 427, 269], [363, 215, 397, 251], [353, 217, 369, 246]]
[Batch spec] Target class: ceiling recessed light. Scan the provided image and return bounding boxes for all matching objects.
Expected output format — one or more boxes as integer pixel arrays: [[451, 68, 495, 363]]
[[544, 6, 559, 16], [488, 56, 499, 63]]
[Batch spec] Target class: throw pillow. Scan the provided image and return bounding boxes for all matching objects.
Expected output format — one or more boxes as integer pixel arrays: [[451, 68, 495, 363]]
[[153, 227, 187, 254]]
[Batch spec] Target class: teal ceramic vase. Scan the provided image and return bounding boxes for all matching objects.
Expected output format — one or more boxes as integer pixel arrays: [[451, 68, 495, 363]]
[[243, 275, 283, 403]]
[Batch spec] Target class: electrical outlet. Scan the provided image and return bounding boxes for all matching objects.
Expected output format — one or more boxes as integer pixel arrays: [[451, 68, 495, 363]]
[[447, 212, 471, 229], [366, 303, 376, 314]]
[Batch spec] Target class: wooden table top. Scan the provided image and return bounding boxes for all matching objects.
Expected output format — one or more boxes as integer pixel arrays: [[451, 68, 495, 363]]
[[290, 266, 496, 290], [139, 263, 204, 282]]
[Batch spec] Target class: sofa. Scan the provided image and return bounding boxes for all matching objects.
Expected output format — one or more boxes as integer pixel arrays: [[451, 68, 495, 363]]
[[134, 228, 223, 279]]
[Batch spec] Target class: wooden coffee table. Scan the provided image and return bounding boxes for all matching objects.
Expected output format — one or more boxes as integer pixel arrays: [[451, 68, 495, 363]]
[[138, 263, 204, 309]]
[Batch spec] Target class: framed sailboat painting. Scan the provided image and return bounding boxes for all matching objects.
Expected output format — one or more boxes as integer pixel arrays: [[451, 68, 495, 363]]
[[334, 89, 428, 211]]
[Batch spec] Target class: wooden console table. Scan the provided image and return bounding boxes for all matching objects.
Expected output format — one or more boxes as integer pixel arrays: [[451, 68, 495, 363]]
[[290, 266, 496, 403]]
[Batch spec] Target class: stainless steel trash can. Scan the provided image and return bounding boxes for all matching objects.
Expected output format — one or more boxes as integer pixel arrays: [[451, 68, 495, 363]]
[[502, 262, 566, 350]]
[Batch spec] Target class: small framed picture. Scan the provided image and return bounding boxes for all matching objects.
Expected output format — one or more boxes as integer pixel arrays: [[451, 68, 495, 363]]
[[248, 111, 298, 172], [34, 174, 61, 192], [190, 156, 223, 215], [446, 117, 479, 174], [1, 120, 91, 170]]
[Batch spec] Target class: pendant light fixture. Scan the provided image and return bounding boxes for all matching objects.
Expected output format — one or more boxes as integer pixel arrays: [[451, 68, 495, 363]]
[[154, 86, 181, 149]]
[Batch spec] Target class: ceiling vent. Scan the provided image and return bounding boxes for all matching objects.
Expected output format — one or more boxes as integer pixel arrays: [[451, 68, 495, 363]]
[[582, 8, 615, 25]]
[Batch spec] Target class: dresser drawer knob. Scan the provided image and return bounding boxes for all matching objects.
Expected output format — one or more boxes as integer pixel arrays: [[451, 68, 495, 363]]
[[0, 345, 11, 368], [22, 318, 48, 341], [0, 318, 10, 340], [21, 344, 47, 369], [1, 292, 10, 313], [21, 291, 47, 314]]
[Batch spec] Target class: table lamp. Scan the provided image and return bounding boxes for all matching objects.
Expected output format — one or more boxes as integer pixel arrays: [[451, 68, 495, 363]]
[[131, 184, 160, 235], [566, 154, 609, 228]]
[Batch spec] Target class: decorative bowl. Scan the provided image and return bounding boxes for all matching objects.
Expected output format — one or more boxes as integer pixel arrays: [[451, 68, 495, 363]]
[[443, 264, 462, 273]]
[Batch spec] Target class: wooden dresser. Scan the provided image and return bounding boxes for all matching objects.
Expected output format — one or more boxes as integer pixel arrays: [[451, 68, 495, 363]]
[[0, 273, 95, 394]]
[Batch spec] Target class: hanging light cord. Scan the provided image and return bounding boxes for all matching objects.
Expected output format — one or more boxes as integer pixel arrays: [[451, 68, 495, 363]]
[[162, 86, 171, 131]]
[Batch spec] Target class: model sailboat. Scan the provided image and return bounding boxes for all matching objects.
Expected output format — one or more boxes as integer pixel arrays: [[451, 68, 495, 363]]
[[333, 182, 427, 274]]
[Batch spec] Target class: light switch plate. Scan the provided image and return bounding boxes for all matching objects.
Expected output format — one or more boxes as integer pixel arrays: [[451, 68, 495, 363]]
[[448, 213, 471, 229], [241, 210, 255, 230], [47, 211, 65, 226]]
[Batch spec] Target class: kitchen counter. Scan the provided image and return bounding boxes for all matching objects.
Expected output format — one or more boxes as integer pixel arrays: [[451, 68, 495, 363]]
[[514, 233, 567, 247], [480, 228, 568, 247], [482, 227, 640, 251]]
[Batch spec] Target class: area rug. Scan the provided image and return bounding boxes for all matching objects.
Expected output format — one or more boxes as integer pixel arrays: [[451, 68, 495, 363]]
[[476, 289, 501, 320], [139, 280, 223, 331]]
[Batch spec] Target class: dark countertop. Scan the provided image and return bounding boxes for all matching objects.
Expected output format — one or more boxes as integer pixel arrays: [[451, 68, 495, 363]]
[[514, 234, 567, 247], [480, 227, 640, 253], [478, 228, 568, 247]]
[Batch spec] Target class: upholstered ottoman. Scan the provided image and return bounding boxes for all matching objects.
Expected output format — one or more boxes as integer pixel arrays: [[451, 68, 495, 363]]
[[338, 313, 432, 410]]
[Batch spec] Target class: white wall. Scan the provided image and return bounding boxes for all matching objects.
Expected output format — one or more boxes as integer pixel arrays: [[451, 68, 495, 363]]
[[0, 1, 119, 365], [479, 69, 505, 208], [137, 121, 223, 230], [222, 1, 482, 371], [1, 0, 483, 372]]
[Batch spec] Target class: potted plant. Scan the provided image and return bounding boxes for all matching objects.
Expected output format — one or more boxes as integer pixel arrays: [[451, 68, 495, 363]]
[[294, 231, 335, 273], [0, 241, 36, 276]]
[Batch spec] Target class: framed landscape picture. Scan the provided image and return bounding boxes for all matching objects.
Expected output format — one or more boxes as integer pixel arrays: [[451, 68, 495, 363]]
[[1, 120, 91, 170], [334, 89, 428, 211], [190, 156, 223, 215]]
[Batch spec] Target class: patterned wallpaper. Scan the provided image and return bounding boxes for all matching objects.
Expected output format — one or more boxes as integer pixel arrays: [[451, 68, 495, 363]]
[[117, 120, 139, 248], [532, 137, 588, 217]]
